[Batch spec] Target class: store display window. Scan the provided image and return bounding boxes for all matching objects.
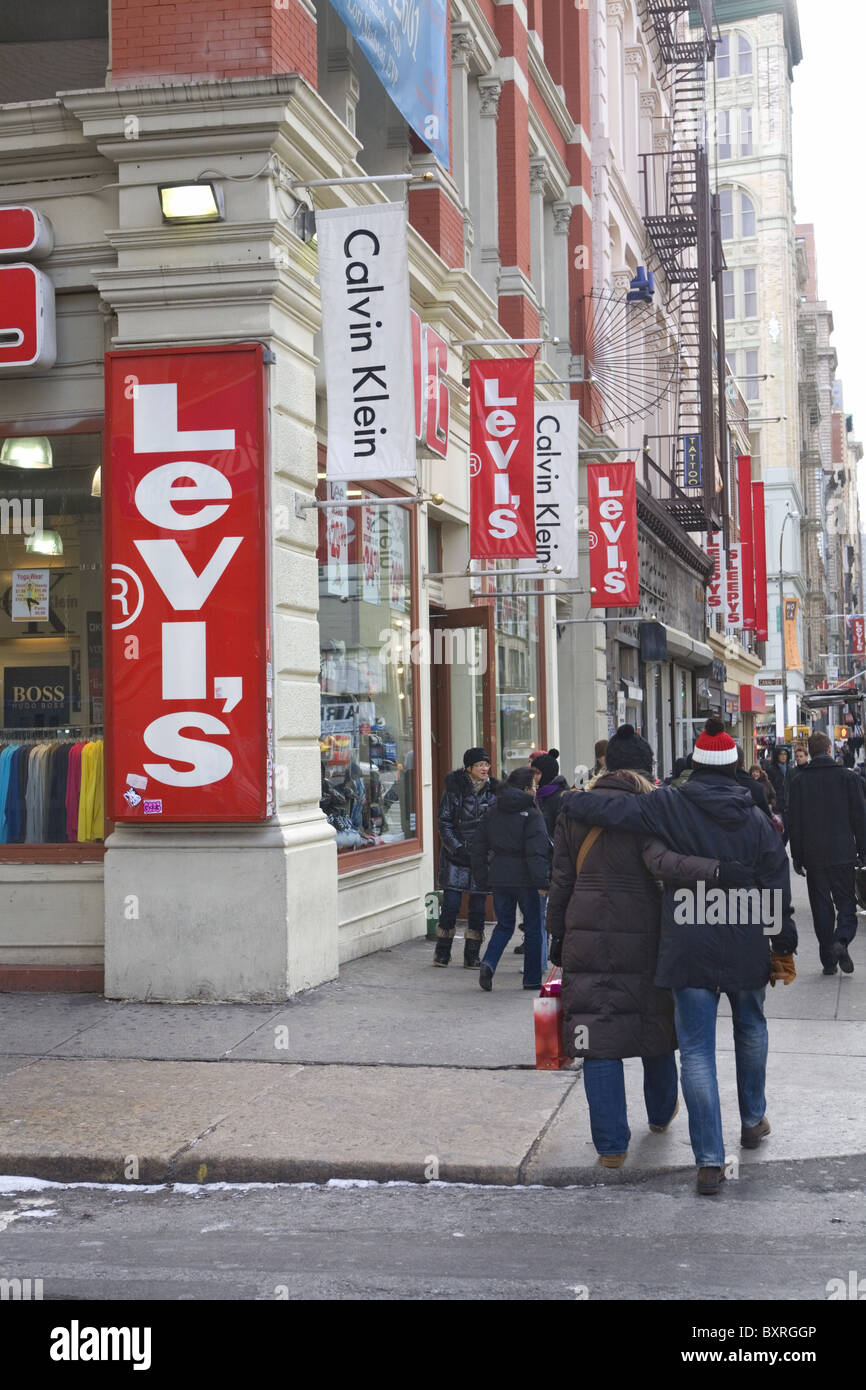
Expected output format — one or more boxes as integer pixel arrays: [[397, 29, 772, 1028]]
[[492, 567, 543, 774], [0, 431, 104, 849], [317, 483, 418, 858]]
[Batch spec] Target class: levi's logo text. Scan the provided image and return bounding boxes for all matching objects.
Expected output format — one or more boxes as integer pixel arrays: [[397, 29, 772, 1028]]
[[587, 462, 638, 607], [469, 359, 536, 559], [106, 346, 271, 823]]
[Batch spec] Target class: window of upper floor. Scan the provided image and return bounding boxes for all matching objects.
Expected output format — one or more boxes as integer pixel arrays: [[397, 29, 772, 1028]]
[[715, 32, 753, 80], [723, 267, 758, 322], [715, 108, 754, 161], [719, 188, 757, 240]]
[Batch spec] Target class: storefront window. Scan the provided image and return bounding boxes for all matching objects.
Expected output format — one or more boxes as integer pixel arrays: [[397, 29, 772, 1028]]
[[492, 567, 541, 774], [317, 487, 417, 854], [0, 432, 104, 845]]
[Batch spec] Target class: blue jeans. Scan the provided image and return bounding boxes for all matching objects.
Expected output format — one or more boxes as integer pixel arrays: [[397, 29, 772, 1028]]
[[582, 1055, 679, 1156], [483, 889, 543, 986], [438, 889, 486, 942], [674, 987, 768, 1167]]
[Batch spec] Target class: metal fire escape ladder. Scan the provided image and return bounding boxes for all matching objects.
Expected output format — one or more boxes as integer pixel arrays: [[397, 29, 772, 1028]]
[[638, 2, 718, 532]]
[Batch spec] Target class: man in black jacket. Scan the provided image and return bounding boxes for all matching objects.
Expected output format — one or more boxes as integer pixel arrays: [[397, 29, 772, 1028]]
[[788, 731, 866, 975], [558, 716, 797, 1196], [434, 748, 499, 968]]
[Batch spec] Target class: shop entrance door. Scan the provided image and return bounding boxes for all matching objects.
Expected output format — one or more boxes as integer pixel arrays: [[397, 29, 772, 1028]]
[[430, 606, 497, 873]]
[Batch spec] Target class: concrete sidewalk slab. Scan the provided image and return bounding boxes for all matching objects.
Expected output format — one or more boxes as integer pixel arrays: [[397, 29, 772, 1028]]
[[180, 1065, 577, 1185], [718, 1017, 866, 1057], [0, 994, 112, 1055], [48, 1001, 284, 1061], [0, 1059, 296, 1183]]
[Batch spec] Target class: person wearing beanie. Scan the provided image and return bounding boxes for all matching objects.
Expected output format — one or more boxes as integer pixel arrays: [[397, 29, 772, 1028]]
[[546, 725, 724, 1171], [434, 749, 499, 968], [530, 748, 570, 837], [559, 716, 798, 1196]]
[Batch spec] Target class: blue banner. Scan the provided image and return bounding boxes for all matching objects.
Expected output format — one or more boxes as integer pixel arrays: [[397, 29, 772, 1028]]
[[329, 0, 450, 168], [683, 433, 702, 487]]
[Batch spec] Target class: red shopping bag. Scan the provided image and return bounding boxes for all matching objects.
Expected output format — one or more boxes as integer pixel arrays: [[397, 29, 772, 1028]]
[[534, 968, 569, 1070]]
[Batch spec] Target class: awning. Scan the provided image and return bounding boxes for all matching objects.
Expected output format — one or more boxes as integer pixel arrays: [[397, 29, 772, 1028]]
[[661, 624, 713, 668]]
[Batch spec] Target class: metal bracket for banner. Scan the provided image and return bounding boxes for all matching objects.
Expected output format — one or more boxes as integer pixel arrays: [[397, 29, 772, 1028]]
[[289, 171, 436, 192], [453, 337, 559, 348], [424, 565, 563, 579], [472, 588, 595, 598], [555, 616, 644, 625], [295, 491, 444, 517]]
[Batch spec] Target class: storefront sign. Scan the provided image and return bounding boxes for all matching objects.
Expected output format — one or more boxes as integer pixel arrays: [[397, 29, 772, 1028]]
[[739, 686, 767, 713], [3, 665, 69, 727], [705, 531, 726, 625], [736, 456, 756, 630], [318, 204, 415, 481], [751, 480, 769, 642], [587, 461, 638, 607], [105, 344, 271, 822], [411, 311, 449, 459], [11, 568, 50, 621], [851, 616, 865, 655], [784, 596, 802, 671], [326, 0, 449, 167], [469, 359, 536, 559], [325, 482, 350, 600], [683, 434, 702, 487], [725, 543, 742, 631], [0, 206, 56, 374], [519, 402, 580, 578]]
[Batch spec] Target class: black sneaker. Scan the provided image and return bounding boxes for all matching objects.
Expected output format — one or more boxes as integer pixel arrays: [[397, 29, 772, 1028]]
[[823, 964, 838, 975], [832, 941, 854, 974], [696, 1166, 725, 1196], [513, 942, 525, 955], [478, 963, 493, 992]]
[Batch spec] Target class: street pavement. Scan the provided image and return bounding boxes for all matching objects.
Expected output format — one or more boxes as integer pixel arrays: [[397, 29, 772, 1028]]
[[0, 870, 864, 1188]]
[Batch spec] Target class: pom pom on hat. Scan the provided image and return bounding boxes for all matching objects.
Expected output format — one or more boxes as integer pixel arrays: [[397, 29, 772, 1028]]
[[531, 748, 561, 785], [692, 716, 738, 766]]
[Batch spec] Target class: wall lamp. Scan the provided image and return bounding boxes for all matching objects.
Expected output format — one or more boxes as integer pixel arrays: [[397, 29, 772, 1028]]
[[158, 181, 225, 223]]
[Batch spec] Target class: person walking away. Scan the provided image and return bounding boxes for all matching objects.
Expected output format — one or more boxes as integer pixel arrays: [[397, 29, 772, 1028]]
[[434, 748, 499, 968], [546, 725, 726, 1169], [470, 767, 550, 990], [788, 731, 866, 975], [558, 717, 797, 1195]]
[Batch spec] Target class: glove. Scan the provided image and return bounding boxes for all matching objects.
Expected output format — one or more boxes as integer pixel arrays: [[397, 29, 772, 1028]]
[[769, 952, 796, 987], [792, 861, 806, 877], [548, 937, 563, 967], [716, 859, 754, 888]]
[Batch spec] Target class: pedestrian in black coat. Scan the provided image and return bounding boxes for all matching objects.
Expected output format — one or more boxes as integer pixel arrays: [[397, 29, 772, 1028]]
[[767, 745, 793, 815], [434, 748, 500, 968], [788, 731, 866, 975], [530, 747, 569, 836], [471, 767, 550, 991], [546, 725, 721, 1169], [736, 747, 772, 820], [560, 716, 797, 1195]]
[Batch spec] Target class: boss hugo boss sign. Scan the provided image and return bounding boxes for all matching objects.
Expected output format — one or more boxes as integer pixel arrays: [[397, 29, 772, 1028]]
[[105, 345, 271, 822]]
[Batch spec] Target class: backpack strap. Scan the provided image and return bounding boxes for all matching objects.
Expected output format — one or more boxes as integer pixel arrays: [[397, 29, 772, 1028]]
[[576, 825, 603, 875]]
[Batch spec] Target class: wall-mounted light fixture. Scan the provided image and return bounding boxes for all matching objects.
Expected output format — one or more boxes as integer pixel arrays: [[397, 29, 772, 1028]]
[[25, 528, 63, 557], [0, 436, 53, 470], [158, 181, 225, 224]]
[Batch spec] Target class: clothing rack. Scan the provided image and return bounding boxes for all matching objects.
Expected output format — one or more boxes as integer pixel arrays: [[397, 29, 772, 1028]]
[[0, 725, 104, 740]]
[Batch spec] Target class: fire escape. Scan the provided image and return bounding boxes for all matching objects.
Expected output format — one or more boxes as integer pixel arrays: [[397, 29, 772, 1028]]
[[638, 1, 721, 534]]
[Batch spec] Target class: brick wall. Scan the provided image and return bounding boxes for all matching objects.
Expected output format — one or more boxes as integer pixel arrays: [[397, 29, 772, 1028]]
[[111, 0, 317, 86]]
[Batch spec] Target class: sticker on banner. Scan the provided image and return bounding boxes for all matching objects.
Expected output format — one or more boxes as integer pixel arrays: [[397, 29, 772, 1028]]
[[143, 799, 163, 815]]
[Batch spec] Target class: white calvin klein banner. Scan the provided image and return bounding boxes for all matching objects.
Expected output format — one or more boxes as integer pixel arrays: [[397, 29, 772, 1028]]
[[519, 401, 580, 578], [318, 202, 415, 480]]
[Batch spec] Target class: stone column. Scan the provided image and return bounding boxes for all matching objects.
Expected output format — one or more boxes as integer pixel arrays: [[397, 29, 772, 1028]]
[[475, 76, 502, 303]]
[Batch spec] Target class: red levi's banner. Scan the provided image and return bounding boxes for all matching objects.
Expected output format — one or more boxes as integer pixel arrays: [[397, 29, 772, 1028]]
[[587, 461, 639, 607], [737, 455, 756, 630], [469, 359, 536, 559], [751, 480, 769, 641], [851, 617, 865, 656], [105, 345, 272, 823]]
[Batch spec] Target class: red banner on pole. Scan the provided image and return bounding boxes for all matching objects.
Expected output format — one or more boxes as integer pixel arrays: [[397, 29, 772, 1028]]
[[587, 461, 639, 607], [737, 455, 756, 630], [851, 617, 865, 656], [751, 480, 768, 641], [105, 344, 272, 823], [469, 359, 536, 559]]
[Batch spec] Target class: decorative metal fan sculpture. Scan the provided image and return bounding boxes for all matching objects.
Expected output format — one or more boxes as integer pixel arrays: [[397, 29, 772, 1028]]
[[574, 288, 679, 431]]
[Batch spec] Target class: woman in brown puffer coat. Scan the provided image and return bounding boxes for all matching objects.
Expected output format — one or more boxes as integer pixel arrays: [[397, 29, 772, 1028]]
[[546, 725, 721, 1168]]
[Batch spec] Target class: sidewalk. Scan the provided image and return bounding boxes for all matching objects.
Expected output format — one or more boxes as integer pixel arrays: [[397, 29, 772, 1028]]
[[1, 873, 864, 1186]]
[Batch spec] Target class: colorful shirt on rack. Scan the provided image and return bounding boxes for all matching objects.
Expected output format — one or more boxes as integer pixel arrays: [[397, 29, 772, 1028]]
[[77, 740, 104, 842]]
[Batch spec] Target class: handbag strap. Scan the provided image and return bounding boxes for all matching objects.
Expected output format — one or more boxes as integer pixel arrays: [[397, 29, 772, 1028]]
[[576, 824, 603, 875]]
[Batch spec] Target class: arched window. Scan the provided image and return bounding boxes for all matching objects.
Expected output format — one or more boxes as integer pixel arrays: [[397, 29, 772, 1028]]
[[715, 32, 753, 78], [741, 192, 755, 237], [738, 35, 753, 76], [718, 187, 758, 239]]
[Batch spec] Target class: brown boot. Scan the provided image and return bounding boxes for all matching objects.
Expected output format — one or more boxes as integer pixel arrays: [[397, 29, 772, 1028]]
[[696, 1166, 725, 1196]]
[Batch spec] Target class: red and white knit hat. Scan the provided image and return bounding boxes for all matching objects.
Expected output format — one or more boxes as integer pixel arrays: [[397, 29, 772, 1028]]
[[691, 715, 738, 766]]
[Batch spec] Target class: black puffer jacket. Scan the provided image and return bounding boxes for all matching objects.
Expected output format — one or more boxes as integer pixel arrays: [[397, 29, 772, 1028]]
[[561, 769, 797, 992], [546, 775, 720, 1060], [470, 787, 551, 891], [437, 768, 500, 891], [535, 775, 570, 836], [788, 755, 866, 869]]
